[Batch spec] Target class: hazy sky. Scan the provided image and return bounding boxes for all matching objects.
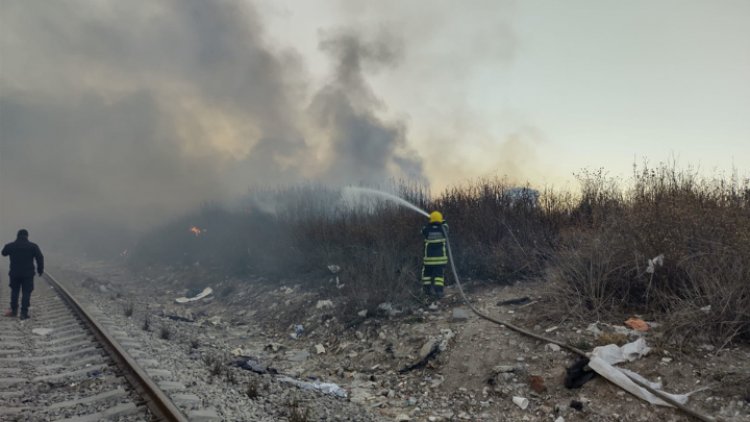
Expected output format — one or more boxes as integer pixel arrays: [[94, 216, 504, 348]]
[[1, 0, 748, 236]]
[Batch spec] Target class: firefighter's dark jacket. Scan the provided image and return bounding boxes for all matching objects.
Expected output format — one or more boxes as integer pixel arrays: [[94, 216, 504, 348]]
[[422, 222, 449, 266], [2, 236, 44, 278]]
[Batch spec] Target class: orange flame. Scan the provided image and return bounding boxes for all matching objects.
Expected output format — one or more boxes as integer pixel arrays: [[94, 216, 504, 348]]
[[189, 226, 202, 236]]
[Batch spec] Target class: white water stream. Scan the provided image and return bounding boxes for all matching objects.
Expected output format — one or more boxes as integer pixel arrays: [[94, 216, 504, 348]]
[[342, 186, 430, 217]]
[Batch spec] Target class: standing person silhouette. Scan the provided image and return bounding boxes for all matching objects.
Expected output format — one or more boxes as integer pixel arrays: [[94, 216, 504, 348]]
[[2, 229, 44, 320]]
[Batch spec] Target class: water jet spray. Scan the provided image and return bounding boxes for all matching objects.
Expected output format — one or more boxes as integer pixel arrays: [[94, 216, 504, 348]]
[[341, 187, 430, 217]]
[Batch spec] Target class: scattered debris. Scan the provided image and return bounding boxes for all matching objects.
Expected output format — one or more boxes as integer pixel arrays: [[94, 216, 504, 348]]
[[587, 321, 642, 340], [592, 337, 651, 364], [291, 324, 304, 339], [512, 396, 529, 410], [401, 343, 438, 373], [175, 287, 213, 304], [357, 309, 367, 317], [586, 322, 603, 336], [529, 375, 547, 393], [87, 369, 103, 378], [646, 254, 664, 273], [315, 344, 326, 354], [700, 305, 711, 313], [377, 302, 400, 317], [315, 300, 334, 310], [278, 376, 347, 398], [327, 265, 341, 274], [493, 365, 517, 374], [545, 343, 562, 352], [165, 314, 194, 323], [588, 338, 704, 407], [232, 357, 277, 375], [569, 400, 583, 411], [264, 342, 284, 352], [624, 317, 649, 332], [497, 297, 531, 306], [564, 357, 597, 389], [280, 286, 294, 294], [451, 307, 470, 321], [286, 350, 310, 362], [400, 330, 454, 373]]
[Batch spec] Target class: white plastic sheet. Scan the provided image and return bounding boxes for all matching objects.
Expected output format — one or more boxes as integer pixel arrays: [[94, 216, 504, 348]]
[[174, 287, 213, 303], [591, 337, 651, 365], [278, 376, 348, 398], [588, 338, 700, 407]]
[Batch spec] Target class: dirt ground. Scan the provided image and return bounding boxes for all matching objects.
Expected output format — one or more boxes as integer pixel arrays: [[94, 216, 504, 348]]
[[52, 258, 750, 421]]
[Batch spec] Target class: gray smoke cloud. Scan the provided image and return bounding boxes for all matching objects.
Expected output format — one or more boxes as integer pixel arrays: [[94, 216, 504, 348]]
[[0, 0, 424, 241], [311, 30, 424, 185]]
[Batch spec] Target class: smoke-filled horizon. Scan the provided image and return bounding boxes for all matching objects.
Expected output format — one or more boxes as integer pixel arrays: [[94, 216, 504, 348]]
[[2, 0, 748, 246], [0, 0, 427, 241]]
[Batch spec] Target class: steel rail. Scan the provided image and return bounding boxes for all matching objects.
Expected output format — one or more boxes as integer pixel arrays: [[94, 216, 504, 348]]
[[43, 272, 188, 422]]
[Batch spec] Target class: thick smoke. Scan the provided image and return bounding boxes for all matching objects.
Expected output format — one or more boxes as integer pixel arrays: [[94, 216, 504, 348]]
[[311, 30, 424, 185], [0, 0, 424, 243]]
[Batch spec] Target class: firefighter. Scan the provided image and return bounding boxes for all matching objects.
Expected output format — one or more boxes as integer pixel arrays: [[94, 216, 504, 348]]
[[421, 211, 449, 299], [2, 229, 44, 320]]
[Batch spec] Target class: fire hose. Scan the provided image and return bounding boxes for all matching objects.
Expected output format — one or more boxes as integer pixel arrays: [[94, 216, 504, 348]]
[[439, 226, 717, 422]]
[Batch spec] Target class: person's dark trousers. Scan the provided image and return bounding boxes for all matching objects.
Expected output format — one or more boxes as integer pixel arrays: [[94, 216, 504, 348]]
[[421, 265, 445, 299], [9, 276, 34, 317]]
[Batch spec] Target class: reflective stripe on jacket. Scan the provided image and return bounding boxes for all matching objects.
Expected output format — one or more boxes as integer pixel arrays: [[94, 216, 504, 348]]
[[422, 222, 448, 265]]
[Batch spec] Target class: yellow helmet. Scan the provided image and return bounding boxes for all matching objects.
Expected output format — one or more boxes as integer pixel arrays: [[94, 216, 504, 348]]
[[429, 211, 444, 223]]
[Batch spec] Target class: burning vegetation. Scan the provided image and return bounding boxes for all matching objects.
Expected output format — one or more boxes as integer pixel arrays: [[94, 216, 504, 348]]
[[128, 164, 750, 347]]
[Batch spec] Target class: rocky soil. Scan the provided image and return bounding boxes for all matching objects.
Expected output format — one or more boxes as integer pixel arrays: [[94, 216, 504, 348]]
[[47, 258, 750, 421]]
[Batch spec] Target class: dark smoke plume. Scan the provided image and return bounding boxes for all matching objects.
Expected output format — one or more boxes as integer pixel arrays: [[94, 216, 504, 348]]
[[311, 30, 424, 185], [0, 0, 425, 243]]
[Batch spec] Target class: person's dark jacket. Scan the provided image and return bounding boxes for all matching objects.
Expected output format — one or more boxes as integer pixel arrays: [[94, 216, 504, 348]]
[[2, 237, 44, 278]]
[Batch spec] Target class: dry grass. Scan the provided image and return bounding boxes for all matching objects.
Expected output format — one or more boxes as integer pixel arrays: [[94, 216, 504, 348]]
[[245, 379, 261, 399], [595, 332, 629, 347], [130, 165, 750, 346], [549, 165, 750, 346], [123, 302, 134, 317], [287, 399, 311, 422]]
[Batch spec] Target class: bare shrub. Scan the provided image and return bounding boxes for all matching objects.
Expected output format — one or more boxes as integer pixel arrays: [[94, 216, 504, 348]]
[[129, 166, 750, 346], [142, 315, 150, 331], [287, 399, 310, 422], [159, 326, 172, 340], [202, 353, 225, 377], [123, 302, 134, 317], [224, 367, 237, 384], [550, 164, 750, 346], [245, 379, 260, 399], [595, 332, 629, 347], [434, 179, 563, 281], [660, 247, 750, 348]]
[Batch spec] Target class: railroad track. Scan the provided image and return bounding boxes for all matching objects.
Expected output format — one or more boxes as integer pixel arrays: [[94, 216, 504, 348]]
[[0, 272, 187, 422]]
